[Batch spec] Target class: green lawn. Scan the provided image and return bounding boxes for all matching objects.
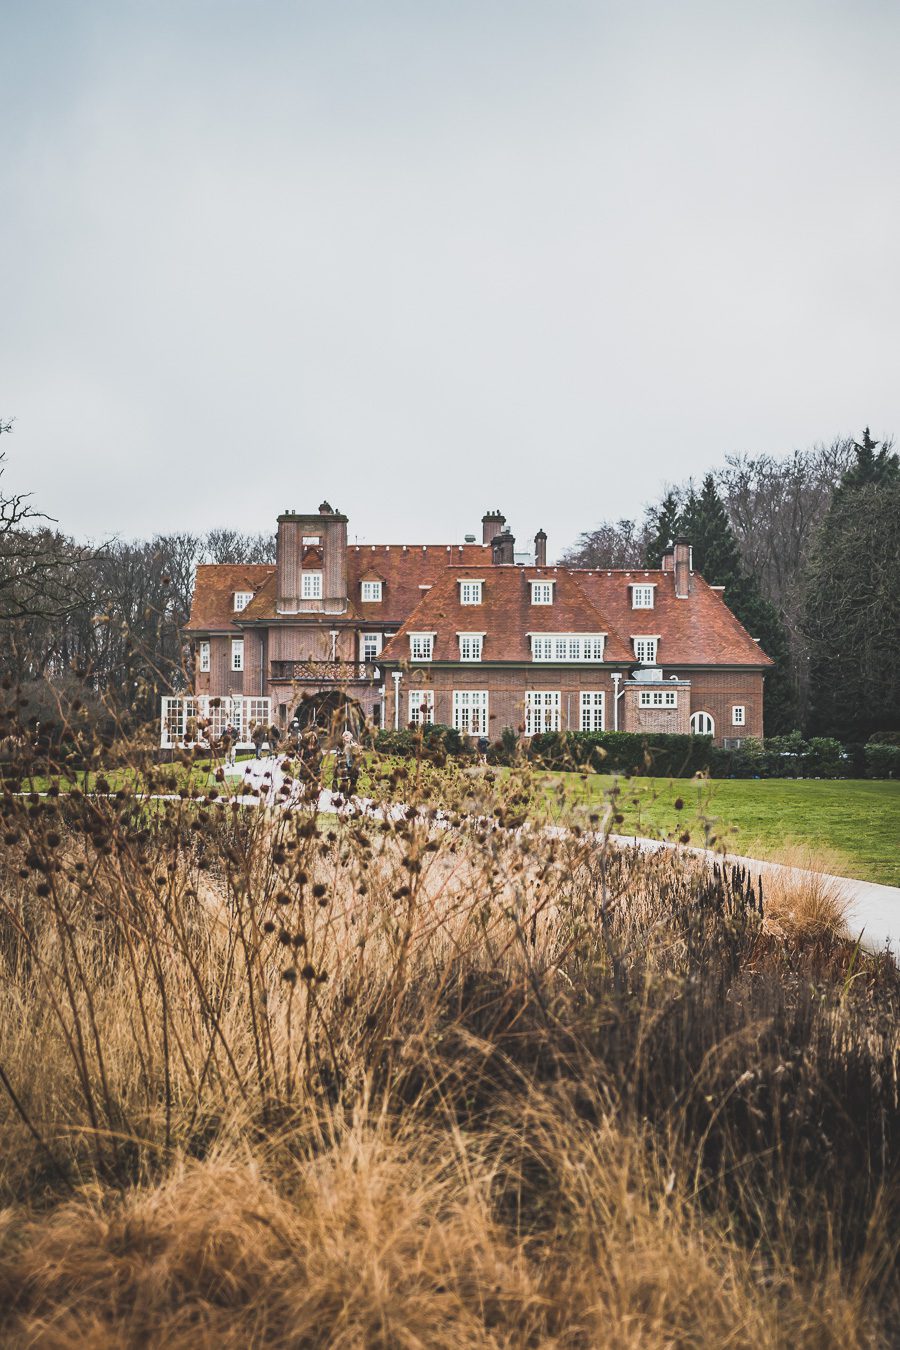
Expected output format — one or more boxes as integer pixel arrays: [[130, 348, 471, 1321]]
[[538, 773, 900, 886]]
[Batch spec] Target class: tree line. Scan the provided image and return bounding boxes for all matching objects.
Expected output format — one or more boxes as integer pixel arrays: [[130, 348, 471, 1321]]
[[0, 426, 273, 730], [562, 431, 900, 740]]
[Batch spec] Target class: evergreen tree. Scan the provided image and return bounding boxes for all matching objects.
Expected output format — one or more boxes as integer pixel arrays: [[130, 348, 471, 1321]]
[[802, 437, 900, 740], [643, 491, 681, 567], [838, 428, 899, 494]]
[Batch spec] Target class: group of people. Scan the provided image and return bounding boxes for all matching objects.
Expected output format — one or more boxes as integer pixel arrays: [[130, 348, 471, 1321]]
[[215, 717, 362, 803]]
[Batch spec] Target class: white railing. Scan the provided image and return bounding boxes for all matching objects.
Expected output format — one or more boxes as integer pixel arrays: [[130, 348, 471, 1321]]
[[160, 695, 272, 749]]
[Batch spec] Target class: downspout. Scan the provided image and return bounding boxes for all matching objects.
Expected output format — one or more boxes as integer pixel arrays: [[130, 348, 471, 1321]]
[[391, 670, 402, 730], [612, 671, 623, 732]]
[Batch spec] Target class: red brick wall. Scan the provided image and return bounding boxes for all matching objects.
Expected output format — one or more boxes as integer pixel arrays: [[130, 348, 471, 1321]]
[[386, 667, 617, 734], [674, 668, 765, 742]]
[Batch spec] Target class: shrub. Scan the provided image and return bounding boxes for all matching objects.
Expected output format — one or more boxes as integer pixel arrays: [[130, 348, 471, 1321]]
[[867, 730, 900, 747], [374, 723, 472, 762], [865, 743, 900, 779], [527, 730, 713, 777]]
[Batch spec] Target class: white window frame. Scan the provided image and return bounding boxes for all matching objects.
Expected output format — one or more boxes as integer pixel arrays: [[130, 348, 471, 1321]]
[[301, 571, 323, 599], [233, 591, 253, 612], [690, 711, 715, 736], [732, 705, 746, 726], [199, 640, 210, 673], [457, 632, 484, 662], [361, 580, 383, 603], [632, 635, 659, 664], [361, 632, 383, 661], [530, 633, 606, 662], [458, 579, 483, 605], [530, 581, 554, 605], [631, 584, 655, 609], [408, 689, 435, 727], [409, 632, 435, 662], [525, 690, 561, 735], [231, 638, 244, 672], [452, 690, 489, 736], [639, 688, 678, 707], [579, 690, 605, 731]]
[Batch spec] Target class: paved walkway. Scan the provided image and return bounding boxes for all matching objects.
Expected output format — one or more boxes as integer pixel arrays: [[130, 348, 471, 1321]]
[[229, 756, 900, 961]]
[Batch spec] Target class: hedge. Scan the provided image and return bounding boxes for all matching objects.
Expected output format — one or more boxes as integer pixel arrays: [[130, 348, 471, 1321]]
[[374, 724, 471, 761], [527, 731, 714, 778], [865, 744, 900, 779]]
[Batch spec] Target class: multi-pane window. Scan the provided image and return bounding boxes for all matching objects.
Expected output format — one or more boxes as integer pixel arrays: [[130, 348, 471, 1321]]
[[531, 581, 553, 605], [690, 711, 715, 735], [361, 632, 382, 661], [580, 691, 605, 731], [530, 634, 605, 661], [408, 689, 435, 727], [639, 688, 678, 707], [453, 690, 489, 735], [199, 641, 210, 673], [732, 705, 746, 726], [459, 580, 483, 605], [458, 633, 484, 662], [361, 581, 383, 602], [233, 591, 253, 612], [632, 636, 659, 664], [301, 571, 323, 599], [231, 639, 244, 672], [525, 691, 561, 735], [631, 585, 655, 609], [409, 633, 434, 662]]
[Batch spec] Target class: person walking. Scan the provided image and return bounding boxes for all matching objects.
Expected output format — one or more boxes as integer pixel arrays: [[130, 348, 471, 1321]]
[[222, 720, 237, 768], [332, 729, 361, 804]]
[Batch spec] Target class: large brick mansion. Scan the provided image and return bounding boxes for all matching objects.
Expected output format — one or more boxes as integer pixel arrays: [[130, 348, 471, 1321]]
[[161, 503, 772, 747]]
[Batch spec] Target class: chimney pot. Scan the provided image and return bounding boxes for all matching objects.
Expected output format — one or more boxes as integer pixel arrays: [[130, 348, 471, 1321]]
[[481, 508, 506, 546], [491, 529, 516, 565], [534, 529, 547, 567]]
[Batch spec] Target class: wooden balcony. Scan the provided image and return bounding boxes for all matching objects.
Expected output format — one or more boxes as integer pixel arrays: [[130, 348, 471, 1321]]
[[270, 659, 379, 684]]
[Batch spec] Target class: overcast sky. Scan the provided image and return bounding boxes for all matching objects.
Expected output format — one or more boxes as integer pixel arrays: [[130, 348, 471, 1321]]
[[2, 0, 898, 555]]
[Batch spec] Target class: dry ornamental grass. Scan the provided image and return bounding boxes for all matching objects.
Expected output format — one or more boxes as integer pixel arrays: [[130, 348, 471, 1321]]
[[0, 697, 898, 1347]]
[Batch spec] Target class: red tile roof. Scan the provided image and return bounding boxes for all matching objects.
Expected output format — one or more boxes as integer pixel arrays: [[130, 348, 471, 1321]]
[[185, 564, 274, 632], [380, 567, 635, 663], [572, 569, 773, 666], [185, 551, 772, 670]]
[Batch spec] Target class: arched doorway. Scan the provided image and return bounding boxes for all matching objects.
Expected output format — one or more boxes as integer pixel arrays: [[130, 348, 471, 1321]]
[[292, 690, 366, 738], [690, 711, 715, 736]]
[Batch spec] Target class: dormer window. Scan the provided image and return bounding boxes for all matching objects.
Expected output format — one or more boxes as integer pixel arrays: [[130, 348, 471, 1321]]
[[631, 584, 655, 609], [457, 632, 484, 661], [361, 581, 383, 602], [301, 571, 323, 600], [233, 591, 253, 612], [633, 636, 659, 664], [531, 581, 554, 605], [409, 632, 434, 662], [459, 580, 483, 605]]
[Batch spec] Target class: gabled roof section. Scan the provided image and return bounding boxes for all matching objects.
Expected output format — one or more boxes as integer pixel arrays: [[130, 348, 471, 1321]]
[[185, 564, 274, 632], [346, 543, 489, 622], [380, 567, 634, 663], [573, 569, 774, 667]]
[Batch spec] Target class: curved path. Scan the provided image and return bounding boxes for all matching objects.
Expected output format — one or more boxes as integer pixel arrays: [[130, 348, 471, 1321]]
[[229, 756, 900, 962]]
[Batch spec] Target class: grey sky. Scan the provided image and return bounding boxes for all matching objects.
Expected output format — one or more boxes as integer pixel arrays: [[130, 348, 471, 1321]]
[[2, 0, 898, 554]]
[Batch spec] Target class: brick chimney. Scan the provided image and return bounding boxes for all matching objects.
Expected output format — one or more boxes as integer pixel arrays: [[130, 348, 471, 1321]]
[[534, 529, 547, 567], [673, 536, 692, 599], [482, 509, 506, 546], [491, 528, 516, 565], [661, 546, 675, 573]]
